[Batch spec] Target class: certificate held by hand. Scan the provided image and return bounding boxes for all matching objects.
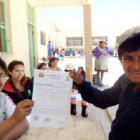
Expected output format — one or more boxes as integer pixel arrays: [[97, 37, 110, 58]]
[[31, 70, 72, 128]]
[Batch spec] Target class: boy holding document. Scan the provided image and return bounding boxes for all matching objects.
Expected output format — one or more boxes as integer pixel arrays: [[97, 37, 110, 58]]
[[70, 26, 140, 140]]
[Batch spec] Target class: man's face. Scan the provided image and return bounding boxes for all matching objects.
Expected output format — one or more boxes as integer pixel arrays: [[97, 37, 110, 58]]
[[0, 66, 6, 91], [120, 50, 140, 84]]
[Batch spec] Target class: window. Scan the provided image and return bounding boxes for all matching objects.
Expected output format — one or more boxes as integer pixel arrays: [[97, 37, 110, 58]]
[[92, 36, 108, 46], [0, 0, 8, 53], [66, 37, 83, 46], [40, 31, 46, 46]]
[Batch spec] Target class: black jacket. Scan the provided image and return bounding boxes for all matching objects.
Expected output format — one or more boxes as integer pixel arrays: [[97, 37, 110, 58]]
[[78, 74, 140, 140], [2, 77, 33, 104]]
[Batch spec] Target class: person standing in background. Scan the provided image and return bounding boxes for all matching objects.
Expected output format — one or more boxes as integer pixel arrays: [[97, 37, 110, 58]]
[[62, 49, 65, 61], [94, 41, 110, 86], [47, 41, 53, 59], [59, 48, 65, 61]]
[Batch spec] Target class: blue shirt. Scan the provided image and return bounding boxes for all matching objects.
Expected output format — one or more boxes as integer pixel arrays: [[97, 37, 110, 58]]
[[48, 44, 52, 56]]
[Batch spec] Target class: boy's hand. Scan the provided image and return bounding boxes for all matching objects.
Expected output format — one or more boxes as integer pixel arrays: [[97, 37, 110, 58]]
[[69, 71, 83, 85], [11, 99, 34, 123]]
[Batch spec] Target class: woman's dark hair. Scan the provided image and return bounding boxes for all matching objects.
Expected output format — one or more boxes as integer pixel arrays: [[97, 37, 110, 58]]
[[48, 57, 59, 67], [118, 32, 140, 59], [78, 66, 85, 75], [37, 63, 47, 69], [0, 58, 7, 74], [8, 60, 25, 96]]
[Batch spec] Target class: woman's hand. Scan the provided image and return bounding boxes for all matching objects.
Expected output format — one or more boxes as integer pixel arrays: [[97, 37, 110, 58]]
[[11, 99, 34, 123], [69, 71, 83, 85]]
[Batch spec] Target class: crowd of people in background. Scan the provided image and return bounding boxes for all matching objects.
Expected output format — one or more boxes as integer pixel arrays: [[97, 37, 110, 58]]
[[48, 41, 85, 61], [44, 40, 110, 86], [51, 47, 85, 59]]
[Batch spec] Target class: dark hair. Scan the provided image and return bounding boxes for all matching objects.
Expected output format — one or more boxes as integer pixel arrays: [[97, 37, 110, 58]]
[[37, 63, 47, 69], [64, 69, 74, 72], [48, 57, 59, 67], [78, 66, 85, 75], [8, 60, 25, 96], [0, 58, 7, 74], [8, 60, 24, 77], [118, 32, 140, 59], [64, 69, 69, 72], [99, 41, 105, 44]]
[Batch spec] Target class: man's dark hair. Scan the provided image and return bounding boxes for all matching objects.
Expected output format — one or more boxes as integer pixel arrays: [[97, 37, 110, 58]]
[[118, 32, 140, 59], [0, 58, 7, 74]]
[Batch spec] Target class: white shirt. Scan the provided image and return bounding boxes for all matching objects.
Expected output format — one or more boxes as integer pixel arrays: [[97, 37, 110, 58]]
[[0, 92, 15, 124]]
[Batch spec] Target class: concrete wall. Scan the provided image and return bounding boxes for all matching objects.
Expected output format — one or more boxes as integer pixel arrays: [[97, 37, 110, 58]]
[[55, 30, 84, 50], [1, 0, 33, 77], [55, 29, 124, 51]]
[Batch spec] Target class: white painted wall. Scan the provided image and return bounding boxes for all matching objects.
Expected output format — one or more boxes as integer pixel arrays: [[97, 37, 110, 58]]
[[36, 8, 56, 61], [55, 28, 125, 51], [55, 30, 84, 50]]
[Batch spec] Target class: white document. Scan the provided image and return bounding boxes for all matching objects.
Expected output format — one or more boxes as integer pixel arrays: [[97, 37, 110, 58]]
[[30, 69, 72, 128]]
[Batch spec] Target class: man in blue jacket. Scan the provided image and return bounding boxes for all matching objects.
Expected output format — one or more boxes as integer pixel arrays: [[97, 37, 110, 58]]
[[48, 41, 53, 59]]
